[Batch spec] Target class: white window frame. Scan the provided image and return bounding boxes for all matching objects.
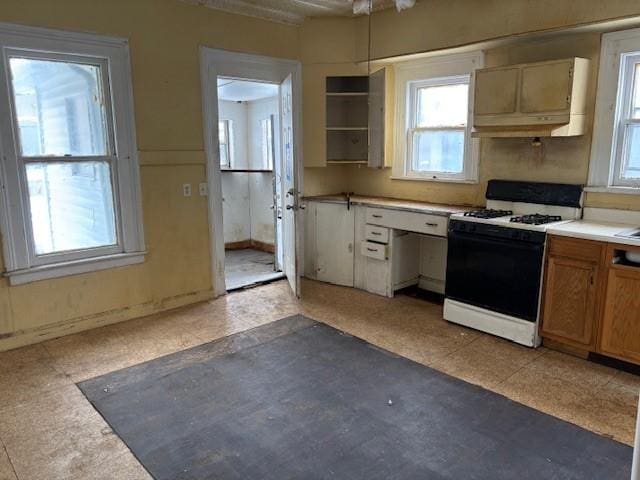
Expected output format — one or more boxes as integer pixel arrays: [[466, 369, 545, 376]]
[[589, 27, 640, 193], [260, 115, 274, 171], [392, 51, 483, 183], [218, 119, 232, 169], [0, 22, 145, 285]]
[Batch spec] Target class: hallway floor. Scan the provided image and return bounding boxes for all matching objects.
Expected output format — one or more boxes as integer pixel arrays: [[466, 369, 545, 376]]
[[224, 248, 284, 290], [0, 279, 637, 479]]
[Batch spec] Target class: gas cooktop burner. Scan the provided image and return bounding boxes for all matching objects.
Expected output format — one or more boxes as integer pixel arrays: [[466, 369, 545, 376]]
[[510, 214, 562, 225], [464, 209, 513, 219]]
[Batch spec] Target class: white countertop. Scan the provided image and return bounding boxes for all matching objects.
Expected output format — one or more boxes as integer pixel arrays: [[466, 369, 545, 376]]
[[303, 195, 473, 217], [547, 220, 640, 247]]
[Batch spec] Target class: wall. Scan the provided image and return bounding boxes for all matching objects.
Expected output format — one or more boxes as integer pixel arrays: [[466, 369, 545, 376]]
[[348, 33, 603, 207], [0, 0, 299, 349], [342, 0, 640, 211], [220, 100, 251, 243]]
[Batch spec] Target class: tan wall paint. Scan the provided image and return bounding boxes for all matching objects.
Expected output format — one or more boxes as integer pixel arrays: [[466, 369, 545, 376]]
[[348, 33, 603, 207], [355, 0, 640, 61], [0, 0, 299, 347]]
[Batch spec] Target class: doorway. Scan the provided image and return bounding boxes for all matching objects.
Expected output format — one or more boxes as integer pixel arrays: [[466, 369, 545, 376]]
[[199, 48, 303, 297], [217, 78, 284, 290]]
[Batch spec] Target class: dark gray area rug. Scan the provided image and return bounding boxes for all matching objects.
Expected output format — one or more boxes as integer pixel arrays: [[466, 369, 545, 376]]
[[78, 315, 632, 480]]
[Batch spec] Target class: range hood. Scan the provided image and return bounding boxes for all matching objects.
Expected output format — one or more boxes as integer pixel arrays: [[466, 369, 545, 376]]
[[472, 57, 590, 138]]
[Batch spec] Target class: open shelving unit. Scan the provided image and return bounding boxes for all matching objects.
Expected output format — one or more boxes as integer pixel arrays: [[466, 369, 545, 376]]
[[326, 75, 369, 165]]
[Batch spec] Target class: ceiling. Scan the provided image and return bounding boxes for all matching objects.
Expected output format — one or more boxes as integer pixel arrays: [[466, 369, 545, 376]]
[[217, 79, 279, 102], [181, 0, 400, 26]]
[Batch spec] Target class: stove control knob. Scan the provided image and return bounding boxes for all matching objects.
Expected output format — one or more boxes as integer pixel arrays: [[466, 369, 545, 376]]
[[469, 224, 476, 232], [522, 232, 530, 241], [511, 230, 519, 239]]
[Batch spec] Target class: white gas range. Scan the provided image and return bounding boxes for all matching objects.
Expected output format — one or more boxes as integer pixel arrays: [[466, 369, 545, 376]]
[[443, 180, 583, 347]]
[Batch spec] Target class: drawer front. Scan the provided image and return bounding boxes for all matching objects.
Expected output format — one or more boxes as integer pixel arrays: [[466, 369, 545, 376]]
[[547, 235, 603, 262], [365, 224, 390, 244], [361, 241, 387, 260], [365, 207, 448, 237]]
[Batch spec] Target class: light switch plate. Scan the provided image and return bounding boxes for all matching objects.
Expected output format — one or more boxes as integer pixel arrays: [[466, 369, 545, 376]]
[[183, 183, 192, 197], [199, 182, 208, 196]]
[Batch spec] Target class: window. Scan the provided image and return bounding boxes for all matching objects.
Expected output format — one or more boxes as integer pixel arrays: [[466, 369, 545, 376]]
[[590, 28, 640, 191], [218, 119, 232, 168], [392, 51, 482, 183], [0, 23, 144, 284], [260, 115, 274, 170]]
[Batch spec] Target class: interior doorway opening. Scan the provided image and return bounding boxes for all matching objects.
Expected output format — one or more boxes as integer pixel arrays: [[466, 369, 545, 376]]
[[217, 78, 285, 290]]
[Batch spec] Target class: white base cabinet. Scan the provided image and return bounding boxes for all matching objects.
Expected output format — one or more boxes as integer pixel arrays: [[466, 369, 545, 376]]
[[306, 201, 448, 297], [304, 202, 355, 287]]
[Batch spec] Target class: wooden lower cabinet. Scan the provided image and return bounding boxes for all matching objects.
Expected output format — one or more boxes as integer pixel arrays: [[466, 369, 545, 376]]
[[599, 246, 640, 364], [541, 237, 640, 366], [540, 236, 604, 350]]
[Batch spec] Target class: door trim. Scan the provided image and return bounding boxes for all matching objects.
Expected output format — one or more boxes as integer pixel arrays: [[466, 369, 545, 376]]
[[199, 47, 303, 297]]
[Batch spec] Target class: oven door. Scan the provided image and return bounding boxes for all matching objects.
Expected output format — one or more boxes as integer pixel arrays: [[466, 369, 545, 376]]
[[445, 229, 544, 321]]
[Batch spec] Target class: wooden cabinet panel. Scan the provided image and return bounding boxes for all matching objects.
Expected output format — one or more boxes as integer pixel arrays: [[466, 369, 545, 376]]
[[520, 60, 573, 114], [541, 255, 598, 347], [474, 68, 519, 115], [548, 236, 602, 262], [599, 264, 640, 364]]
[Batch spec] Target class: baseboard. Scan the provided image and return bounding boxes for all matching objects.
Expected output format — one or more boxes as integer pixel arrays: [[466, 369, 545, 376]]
[[225, 240, 251, 250], [225, 240, 275, 254], [418, 276, 445, 294], [0, 289, 216, 352]]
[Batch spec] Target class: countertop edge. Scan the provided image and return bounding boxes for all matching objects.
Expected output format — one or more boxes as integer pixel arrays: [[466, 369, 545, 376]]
[[302, 196, 470, 217]]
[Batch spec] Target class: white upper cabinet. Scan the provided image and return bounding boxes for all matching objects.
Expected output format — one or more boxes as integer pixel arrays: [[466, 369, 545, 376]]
[[325, 68, 387, 168], [472, 57, 590, 137]]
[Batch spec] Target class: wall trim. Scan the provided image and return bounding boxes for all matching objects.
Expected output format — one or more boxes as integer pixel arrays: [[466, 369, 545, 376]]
[[0, 289, 215, 352]]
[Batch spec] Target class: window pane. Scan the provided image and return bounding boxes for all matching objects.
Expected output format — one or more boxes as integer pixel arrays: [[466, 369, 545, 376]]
[[412, 130, 465, 173], [622, 124, 640, 179], [9, 57, 109, 157], [633, 63, 640, 120], [261, 117, 273, 170], [417, 83, 468, 128], [26, 162, 117, 255]]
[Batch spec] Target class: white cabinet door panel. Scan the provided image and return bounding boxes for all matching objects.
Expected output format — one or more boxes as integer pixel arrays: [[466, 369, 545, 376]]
[[316, 203, 354, 286]]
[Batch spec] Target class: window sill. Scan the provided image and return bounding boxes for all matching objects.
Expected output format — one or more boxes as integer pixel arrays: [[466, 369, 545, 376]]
[[584, 186, 640, 195], [389, 175, 478, 185], [5, 251, 146, 286]]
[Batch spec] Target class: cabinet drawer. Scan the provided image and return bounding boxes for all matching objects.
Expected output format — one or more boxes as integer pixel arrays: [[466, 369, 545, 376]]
[[365, 224, 389, 244], [547, 235, 603, 262], [361, 241, 387, 260], [365, 207, 447, 237]]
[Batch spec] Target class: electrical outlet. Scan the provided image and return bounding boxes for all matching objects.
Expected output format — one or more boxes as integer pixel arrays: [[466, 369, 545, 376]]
[[182, 183, 192, 197], [199, 182, 208, 196]]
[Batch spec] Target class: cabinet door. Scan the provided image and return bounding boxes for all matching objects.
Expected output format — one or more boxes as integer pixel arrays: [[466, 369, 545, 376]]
[[368, 68, 385, 168], [474, 67, 519, 116], [599, 265, 640, 364], [315, 203, 354, 287], [520, 60, 572, 114], [541, 255, 598, 347]]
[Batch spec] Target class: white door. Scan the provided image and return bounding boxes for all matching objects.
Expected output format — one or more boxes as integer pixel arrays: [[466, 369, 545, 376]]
[[280, 74, 299, 296]]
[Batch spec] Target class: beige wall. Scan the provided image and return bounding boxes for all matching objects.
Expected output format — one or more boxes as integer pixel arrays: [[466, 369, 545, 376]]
[[3, 0, 640, 348], [348, 33, 603, 207], [0, 0, 299, 347], [356, 0, 640, 61]]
